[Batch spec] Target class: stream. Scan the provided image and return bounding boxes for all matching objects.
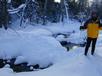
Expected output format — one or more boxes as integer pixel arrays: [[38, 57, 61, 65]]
[[0, 31, 86, 72], [53, 32, 86, 51]]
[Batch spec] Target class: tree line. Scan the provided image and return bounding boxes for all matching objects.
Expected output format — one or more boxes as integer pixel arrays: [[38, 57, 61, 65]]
[[0, 0, 102, 27]]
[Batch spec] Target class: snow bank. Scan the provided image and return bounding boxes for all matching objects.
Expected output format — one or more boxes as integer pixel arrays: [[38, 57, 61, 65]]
[[0, 28, 67, 67], [0, 68, 13, 76], [56, 35, 67, 42], [18, 28, 53, 36], [44, 22, 80, 34], [11, 20, 81, 35], [67, 31, 87, 44], [1, 47, 101, 76]]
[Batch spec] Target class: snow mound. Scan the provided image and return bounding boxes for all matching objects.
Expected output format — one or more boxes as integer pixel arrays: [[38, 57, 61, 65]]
[[56, 35, 67, 42], [0, 29, 67, 67]]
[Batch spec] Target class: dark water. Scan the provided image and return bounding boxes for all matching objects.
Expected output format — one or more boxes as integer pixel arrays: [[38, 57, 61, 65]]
[[60, 41, 85, 51], [0, 58, 53, 72], [54, 32, 86, 51]]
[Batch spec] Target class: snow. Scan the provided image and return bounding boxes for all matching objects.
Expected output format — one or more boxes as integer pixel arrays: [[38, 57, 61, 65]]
[[4, 64, 10, 68], [32, 0, 35, 2], [15, 56, 26, 65], [67, 30, 87, 44], [11, 19, 80, 34], [1, 47, 102, 76], [0, 20, 102, 76], [0, 29, 67, 67], [56, 35, 67, 42], [7, 0, 11, 3], [54, 0, 61, 3], [44, 22, 80, 34], [8, 4, 25, 14]]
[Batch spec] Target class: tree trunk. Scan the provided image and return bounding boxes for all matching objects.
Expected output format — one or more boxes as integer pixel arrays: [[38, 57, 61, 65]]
[[63, 0, 69, 20], [0, 0, 9, 29]]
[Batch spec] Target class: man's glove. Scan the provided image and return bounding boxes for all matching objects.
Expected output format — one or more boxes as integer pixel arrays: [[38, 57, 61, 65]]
[[80, 26, 84, 30]]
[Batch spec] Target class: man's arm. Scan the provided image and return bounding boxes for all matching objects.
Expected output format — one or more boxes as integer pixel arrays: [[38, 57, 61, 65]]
[[80, 19, 90, 30], [98, 19, 102, 30], [99, 24, 102, 30]]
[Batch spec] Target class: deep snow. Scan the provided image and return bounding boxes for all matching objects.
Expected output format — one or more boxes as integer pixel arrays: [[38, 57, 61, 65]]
[[0, 48, 102, 76], [0, 28, 68, 67], [0, 21, 102, 76]]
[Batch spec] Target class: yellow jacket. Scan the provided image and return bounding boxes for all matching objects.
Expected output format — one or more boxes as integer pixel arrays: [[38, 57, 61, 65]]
[[87, 23, 100, 38], [83, 19, 102, 38]]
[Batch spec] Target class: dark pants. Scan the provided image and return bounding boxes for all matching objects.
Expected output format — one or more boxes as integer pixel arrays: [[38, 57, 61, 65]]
[[85, 37, 97, 55]]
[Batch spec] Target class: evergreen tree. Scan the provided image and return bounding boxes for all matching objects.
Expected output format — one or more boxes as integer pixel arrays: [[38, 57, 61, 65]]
[[0, 0, 9, 29], [11, 0, 25, 8]]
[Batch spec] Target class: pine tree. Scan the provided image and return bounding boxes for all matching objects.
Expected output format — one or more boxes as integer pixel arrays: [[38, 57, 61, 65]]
[[0, 0, 9, 29], [11, 0, 25, 8]]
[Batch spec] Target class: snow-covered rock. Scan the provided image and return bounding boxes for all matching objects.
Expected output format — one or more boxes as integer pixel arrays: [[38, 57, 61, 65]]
[[14, 56, 26, 65], [56, 35, 66, 42]]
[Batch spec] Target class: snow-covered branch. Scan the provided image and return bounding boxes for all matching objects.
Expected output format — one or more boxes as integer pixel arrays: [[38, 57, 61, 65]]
[[8, 4, 25, 14]]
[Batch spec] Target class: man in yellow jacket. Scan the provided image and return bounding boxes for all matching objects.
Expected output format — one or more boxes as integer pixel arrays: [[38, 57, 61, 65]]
[[80, 11, 102, 56]]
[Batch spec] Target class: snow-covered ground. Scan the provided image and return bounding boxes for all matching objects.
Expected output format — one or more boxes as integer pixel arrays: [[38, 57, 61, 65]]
[[1, 48, 102, 76], [0, 28, 68, 68], [0, 21, 102, 76]]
